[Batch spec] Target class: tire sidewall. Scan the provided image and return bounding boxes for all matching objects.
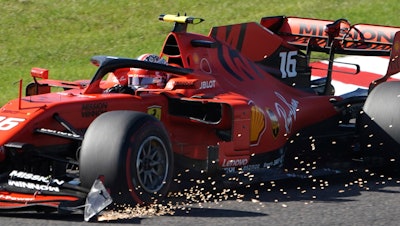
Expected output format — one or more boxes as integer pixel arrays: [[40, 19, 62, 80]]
[[123, 117, 174, 204], [79, 111, 174, 205]]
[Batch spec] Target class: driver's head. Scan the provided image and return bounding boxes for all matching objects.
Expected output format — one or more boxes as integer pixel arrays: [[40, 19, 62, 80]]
[[128, 54, 168, 88], [137, 53, 167, 65]]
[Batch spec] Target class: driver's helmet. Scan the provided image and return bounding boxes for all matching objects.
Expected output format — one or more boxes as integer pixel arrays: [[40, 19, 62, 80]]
[[128, 54, 168, 89], [105, 68, 130, 87]]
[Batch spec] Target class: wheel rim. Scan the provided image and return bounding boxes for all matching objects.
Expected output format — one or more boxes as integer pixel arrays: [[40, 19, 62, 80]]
[[135, 136, 169, 193]]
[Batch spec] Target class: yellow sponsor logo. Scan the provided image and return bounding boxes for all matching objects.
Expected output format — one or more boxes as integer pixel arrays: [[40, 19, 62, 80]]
[[147, 105, 162, 120], [250, 105, 265, 144], [266, 108, 279, 138]]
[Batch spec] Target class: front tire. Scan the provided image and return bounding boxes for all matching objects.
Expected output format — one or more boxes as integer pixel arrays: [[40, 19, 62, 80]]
[[79, 111, 174, 204]]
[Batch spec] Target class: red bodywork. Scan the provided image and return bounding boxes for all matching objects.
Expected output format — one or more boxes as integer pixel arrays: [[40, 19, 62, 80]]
[[1, 14, 400, 213], [0, 19, 340, 166]]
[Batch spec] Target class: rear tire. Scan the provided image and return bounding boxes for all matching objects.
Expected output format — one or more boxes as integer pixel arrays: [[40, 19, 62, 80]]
[[358, 82, 400, 165], [79, 111, 174, 204]]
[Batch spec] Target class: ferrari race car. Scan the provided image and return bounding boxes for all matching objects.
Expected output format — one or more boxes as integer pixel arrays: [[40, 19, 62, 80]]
[[1, 14, 400, 220]]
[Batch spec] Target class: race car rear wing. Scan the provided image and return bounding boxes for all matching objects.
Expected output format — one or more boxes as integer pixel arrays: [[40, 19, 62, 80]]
[[260, 16, 400, 56], [261, 16, 400, 93]]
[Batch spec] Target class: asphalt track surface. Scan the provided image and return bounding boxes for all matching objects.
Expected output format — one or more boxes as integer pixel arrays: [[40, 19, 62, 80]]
[[1, 169, 400, 226]]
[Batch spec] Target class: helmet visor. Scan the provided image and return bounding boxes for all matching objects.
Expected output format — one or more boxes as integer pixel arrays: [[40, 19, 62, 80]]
[[130, 76, 155, 86]]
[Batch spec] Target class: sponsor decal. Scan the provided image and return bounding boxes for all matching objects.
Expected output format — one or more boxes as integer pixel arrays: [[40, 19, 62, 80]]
[[0, 194, 34, 202], [242, 164, 261, 171], [296, 23, 394, 50], [9, 170, 64, 185], [81, 102, 108, 118], [8, 170, 65, 192], [8, 181, 61, 192], [37, 128, 81, 139], [266, 108, 279, 138], [263, 148, 284, 168], [147, 105, 162, 120], [250, 105, 266, 144], [166, 80, 196, 89], [222, 149, 284, 174], [111, 72, 128, 84], [274, 92, 298, 134], [221, 158, 248, 167], [223, 164, 262, 173], [199, 80, 216, 89], [224, 167, 236, 173]]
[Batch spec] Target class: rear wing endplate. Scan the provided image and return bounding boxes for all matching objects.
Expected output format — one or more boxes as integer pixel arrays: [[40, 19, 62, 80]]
[[369, 31, 400, 90]]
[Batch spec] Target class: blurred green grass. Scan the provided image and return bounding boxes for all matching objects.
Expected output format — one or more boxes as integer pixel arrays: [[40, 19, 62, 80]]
[[1, 0, 399, 104]]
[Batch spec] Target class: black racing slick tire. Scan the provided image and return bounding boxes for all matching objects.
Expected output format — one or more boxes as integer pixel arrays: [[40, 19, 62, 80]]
[[358, 82, 400, 154], [79, 111, 174, 204]]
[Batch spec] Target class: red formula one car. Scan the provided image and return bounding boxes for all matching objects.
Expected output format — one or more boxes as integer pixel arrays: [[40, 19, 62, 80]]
[[1, 14, 400, 220]]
